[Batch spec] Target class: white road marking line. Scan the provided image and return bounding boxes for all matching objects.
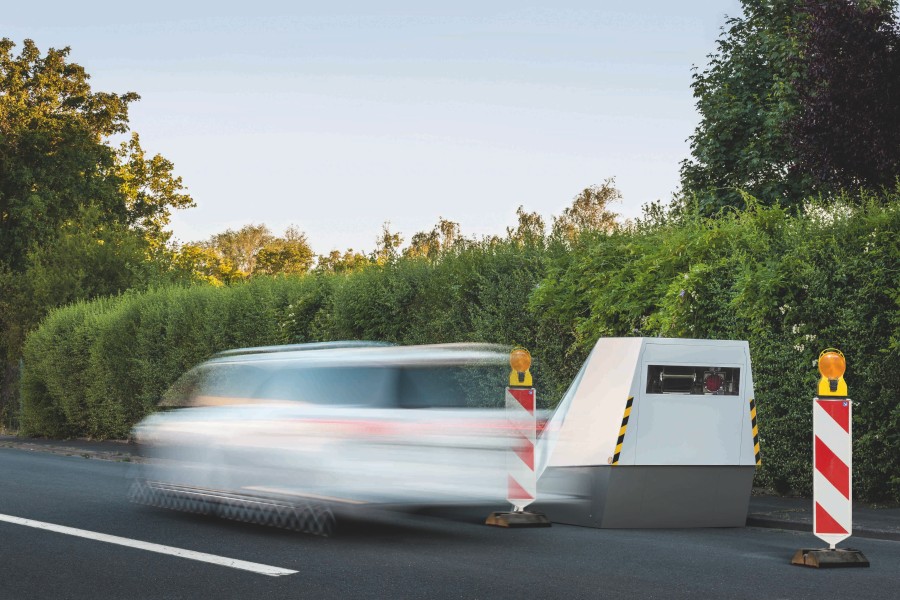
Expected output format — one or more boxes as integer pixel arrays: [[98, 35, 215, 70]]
[[0, 513, 297, 577]]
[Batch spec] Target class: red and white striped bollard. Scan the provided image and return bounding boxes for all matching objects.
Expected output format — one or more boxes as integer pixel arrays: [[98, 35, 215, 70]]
[[813, 397, 852, 549], [792, 349, 869, 568], [506, 386, 536, 511]]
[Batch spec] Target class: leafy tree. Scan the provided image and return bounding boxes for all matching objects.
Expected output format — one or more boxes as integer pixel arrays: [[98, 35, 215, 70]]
[[256, 227, 315, 275], [316, 249, 372, 274], [551, 179, 622, 241], [187, 224, 315, 280], [437, 218, 461, 244], [371, 222, 403, 265], [679, 0, 808, 214], [0, 38, 193, 422], [204, 224, 273, 275], [405, 217, 462, 260], [406, 231, 441, 260], [171, 244, 243, 286], [1, 39, 131, 270], [680, 1, 900, 214], [24, 205, 162, 312], [115, 133, 194, 248], [0, 39, 192, 269], [505, 206, 546, 245], [790, 0, 900, 192]]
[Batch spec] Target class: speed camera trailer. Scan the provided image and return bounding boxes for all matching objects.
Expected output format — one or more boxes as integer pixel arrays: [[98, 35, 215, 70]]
[[534, 337, 758, 528]]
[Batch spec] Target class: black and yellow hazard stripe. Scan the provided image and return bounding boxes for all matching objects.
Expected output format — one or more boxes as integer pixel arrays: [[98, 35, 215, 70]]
[[611, 396, 634, 466], [749, 398, 761, 466]]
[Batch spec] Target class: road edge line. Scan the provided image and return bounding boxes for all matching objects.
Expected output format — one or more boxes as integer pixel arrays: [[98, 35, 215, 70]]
[[0, 512, 298, 576]]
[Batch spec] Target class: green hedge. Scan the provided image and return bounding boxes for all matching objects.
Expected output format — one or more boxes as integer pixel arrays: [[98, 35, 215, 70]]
[[532, 197, 900, 501], [20, 197, 900, 502]]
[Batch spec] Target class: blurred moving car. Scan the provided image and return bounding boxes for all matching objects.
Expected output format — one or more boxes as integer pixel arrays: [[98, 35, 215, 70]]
[[130, 342, 514, 534]]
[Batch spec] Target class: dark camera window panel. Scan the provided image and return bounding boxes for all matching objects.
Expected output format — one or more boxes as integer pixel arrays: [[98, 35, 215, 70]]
[[646, 365, 740, 395]]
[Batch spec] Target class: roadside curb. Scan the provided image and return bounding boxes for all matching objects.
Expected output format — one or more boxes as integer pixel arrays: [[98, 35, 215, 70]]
[[0, 437, 139, 463], [747, 516, 900, 542]]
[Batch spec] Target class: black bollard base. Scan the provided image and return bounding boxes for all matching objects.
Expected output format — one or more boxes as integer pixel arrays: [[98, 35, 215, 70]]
[[485, 511, 552, 528], [791, 548, 870, 568]]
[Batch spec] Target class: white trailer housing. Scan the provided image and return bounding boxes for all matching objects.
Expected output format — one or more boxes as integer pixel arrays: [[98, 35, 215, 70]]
[[534, 337, 758, 528]]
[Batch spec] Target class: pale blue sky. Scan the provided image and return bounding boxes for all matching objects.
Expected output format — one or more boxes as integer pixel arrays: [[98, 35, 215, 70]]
[[6, 1, 742, 254]]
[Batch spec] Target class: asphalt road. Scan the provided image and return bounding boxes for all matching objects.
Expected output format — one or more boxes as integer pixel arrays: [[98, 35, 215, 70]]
[[0, 447, 897, 600]]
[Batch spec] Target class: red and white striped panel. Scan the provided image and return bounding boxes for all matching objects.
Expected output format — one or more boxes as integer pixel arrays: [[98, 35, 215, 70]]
[[505, 387, 536, 511], [813, 398, 852, 549]]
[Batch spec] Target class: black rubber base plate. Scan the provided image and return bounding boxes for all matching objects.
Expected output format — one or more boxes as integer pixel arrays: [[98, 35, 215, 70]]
[[791, 548, 870, 568], [485, 511, 552, 528]]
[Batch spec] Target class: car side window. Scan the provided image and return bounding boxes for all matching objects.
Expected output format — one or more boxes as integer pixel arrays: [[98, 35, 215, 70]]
[[254, 365, 397, 406], [397, 365, 505, 409], [397, 367, 462, 409]]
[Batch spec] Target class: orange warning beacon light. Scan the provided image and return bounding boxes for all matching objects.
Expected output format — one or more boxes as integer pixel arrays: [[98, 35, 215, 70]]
[[817, 348, 847, 397], [509, 347, 533, 388]]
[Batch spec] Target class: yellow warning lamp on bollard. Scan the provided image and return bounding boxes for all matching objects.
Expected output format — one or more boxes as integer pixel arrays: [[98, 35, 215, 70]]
[[817, 349, 848, 397], [509, 347, 533, 388]]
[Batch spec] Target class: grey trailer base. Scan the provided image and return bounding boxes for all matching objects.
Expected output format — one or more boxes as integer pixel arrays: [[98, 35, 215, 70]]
[[533, 465, 755, 528]]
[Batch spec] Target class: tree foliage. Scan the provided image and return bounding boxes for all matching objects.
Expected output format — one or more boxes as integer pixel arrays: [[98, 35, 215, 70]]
[[0, 39, 135, 270], [24, 205, 167, 313], [316, 249, 372, 274], [115, 133, 194, 247], [405, 217, 462, 260], [171, 244, 243, 286], [0, 39, 193, 423], [679, 0, 807, 213], [371, 222, 404, 265], [186, 224, 315, 282], [790, 0, 900, 192], [680, 0, 900, 214], [0, 39, 193, 268], [204, 224, 273, 275], [551, 178, 622, 241], [505, 206, 546, 246], [256, 228, 316, 276]]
